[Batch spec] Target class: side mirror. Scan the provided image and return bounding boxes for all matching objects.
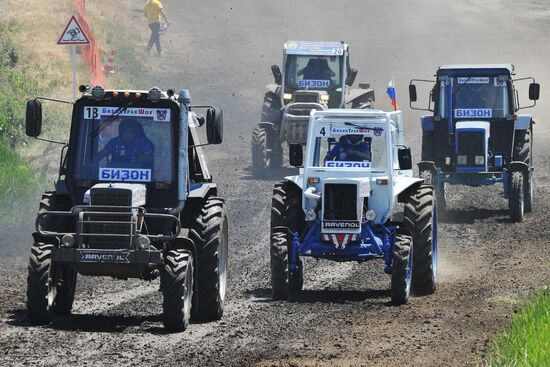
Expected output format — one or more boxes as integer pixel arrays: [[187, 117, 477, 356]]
[[25, 99, 43, 137], [271, 64, 282, 85], [206, 107, 223, 144], [529, 82, 540, 101], [409, 84, 418, 103], [345, 68, 358, 86], [398, 147, 412, 170], [289, 144, 303, 167]]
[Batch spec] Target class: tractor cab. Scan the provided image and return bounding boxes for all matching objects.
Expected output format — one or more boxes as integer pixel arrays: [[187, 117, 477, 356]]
[[409, 64, 540, 221], [279, 41, 352, 108]]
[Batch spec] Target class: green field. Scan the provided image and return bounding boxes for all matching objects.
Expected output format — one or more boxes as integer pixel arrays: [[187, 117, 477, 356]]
[[485, 289, 550, 366]]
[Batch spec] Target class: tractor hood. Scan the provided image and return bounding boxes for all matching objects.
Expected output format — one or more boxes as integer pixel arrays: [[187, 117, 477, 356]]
[[83, 183, 147, 207]]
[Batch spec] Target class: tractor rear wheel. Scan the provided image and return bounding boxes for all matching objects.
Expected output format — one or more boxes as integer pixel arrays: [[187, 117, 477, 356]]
[[420, 170, 446, 215], [404, 185, 437, 295], [391, 235, 413, 305], [251, 126, 282, 176], [270, 181, 305, 300], [509, 171, 525, 222], [161, 249, 194, 332], [189, 197, 228, 321]]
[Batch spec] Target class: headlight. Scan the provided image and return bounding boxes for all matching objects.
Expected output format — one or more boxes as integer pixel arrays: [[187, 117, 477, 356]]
[[305, 210, 317, 221], [283, 93, 293, 100], [457, 155, 467, 165], [136, 235, 151, 250], [91, 85, 105, 99], [320, 94, 330, 102], [61, 234, 75, 248], [148, 87, 162, 102], [365, 209, 376, 222], [475, 155, 485, 165]]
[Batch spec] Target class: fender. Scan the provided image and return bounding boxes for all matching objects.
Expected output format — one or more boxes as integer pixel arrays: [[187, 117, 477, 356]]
[[396, 177, 425, 203], [509, 161, 530, 177], [346, 88, 375, 109], [421, 116, 434, 131], [418, 161, 437, 172], [284, 175, 304, 191], [514, 115, 532, 130], [188, 182, 217, 199]]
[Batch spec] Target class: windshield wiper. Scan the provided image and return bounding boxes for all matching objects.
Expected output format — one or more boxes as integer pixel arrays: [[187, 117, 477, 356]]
[[91, 101, 134, 137], [452, 76, 472, 98], [344, 122, 384, 133]]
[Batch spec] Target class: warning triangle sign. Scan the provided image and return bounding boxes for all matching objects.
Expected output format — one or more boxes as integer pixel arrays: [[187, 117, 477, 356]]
[[57, 16, 90, 45]]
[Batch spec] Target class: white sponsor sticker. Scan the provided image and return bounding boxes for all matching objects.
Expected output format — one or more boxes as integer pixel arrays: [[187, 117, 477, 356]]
[[454, 109, 492, 118], [99, 168, 152, 182], [84, 107, 171, 122], [457, 77, 490, 84], [298, 79, 331, 89], [325, 161, 371, 168], [330, 127, 380, 136]]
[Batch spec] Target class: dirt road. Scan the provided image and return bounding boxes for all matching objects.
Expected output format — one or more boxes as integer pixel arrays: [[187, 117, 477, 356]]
[[2, 1, 550, 366]]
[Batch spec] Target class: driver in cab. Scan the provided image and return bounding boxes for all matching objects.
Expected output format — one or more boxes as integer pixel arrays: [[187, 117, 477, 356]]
[[298, 58, 335, 81], [96, 119, 155, 168], [325, 135, 371, 162]]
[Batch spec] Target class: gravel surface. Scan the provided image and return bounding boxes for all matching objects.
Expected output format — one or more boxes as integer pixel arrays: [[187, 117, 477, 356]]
[[1, 0, 550, 366]]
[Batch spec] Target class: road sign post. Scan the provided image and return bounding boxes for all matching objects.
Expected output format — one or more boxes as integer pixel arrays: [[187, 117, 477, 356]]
[[57, 16, 91, 101]]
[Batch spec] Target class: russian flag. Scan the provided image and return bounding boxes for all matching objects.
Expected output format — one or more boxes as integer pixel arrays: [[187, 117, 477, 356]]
[[386, 78, 398, 111]]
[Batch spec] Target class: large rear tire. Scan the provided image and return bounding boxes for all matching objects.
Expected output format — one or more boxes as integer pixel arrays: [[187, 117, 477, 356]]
[[251, 126, 282, 176], [270, 182, 305, 300], [189, 197, 228, 321], [509, 171, 525, 223], [420, 169, 446, 215], [391, 235, 413, 305], [161, 250, 194, 332], [404, 185, 437, 296]]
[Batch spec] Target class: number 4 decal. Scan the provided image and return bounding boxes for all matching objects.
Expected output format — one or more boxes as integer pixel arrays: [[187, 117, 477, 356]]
[[319, 127, 326, 136]]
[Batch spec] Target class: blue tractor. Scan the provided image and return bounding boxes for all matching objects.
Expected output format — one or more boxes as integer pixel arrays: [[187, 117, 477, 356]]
[[409, 65, 540, 222]]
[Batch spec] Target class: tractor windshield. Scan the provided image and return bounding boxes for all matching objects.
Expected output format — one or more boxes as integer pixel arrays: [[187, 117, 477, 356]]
[[284, 55, 343, 93], [311, 123, 387, 171], [438, 76, 510, 119], [74, 106, 175, 183]]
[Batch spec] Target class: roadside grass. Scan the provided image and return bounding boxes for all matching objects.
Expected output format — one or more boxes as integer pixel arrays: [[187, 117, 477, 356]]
[[484, 289, 550, 366], [0, 1, 148, 255]]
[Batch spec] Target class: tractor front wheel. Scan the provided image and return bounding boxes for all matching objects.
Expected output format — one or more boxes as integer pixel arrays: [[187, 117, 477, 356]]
[[161, 249, 194, 332], [391, 235, 413, 305], [509, 171, 525, 222], [270, 181, 305, 300]]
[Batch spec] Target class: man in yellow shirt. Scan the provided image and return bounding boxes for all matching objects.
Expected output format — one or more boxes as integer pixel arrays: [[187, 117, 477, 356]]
[[144, 0, 169, 56]]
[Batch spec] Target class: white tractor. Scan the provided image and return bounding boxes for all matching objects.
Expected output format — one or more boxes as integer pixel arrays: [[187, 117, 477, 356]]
[[270, 109, 438, 304]]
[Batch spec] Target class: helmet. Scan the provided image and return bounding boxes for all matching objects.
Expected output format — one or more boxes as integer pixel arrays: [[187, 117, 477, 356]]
[[345, 135, 363, 146]]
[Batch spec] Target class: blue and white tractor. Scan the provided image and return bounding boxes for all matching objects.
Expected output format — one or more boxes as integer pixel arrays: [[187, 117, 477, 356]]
[[409, 65, 540, 222], [251, 40, 375, 175], [270, 109, 438, 304], [24, 86, 228, 332]]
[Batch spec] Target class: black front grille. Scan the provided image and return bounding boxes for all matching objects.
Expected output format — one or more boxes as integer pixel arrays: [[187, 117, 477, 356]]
[[457, 131, 485, 165], [87, 188, 133, 248], [286, 105, 314, 116], [324, 184, 357, 221], [90, 188, 132, 206], [294, 91, 319, 103]]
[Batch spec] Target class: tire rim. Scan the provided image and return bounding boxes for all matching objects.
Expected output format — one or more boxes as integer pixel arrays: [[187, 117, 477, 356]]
[[218, 217, 228, 301], [405, 243, 413, 297], [47, 266, 57, 312], [183, 259, 193, 321], [432, 198, 438, 280]]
